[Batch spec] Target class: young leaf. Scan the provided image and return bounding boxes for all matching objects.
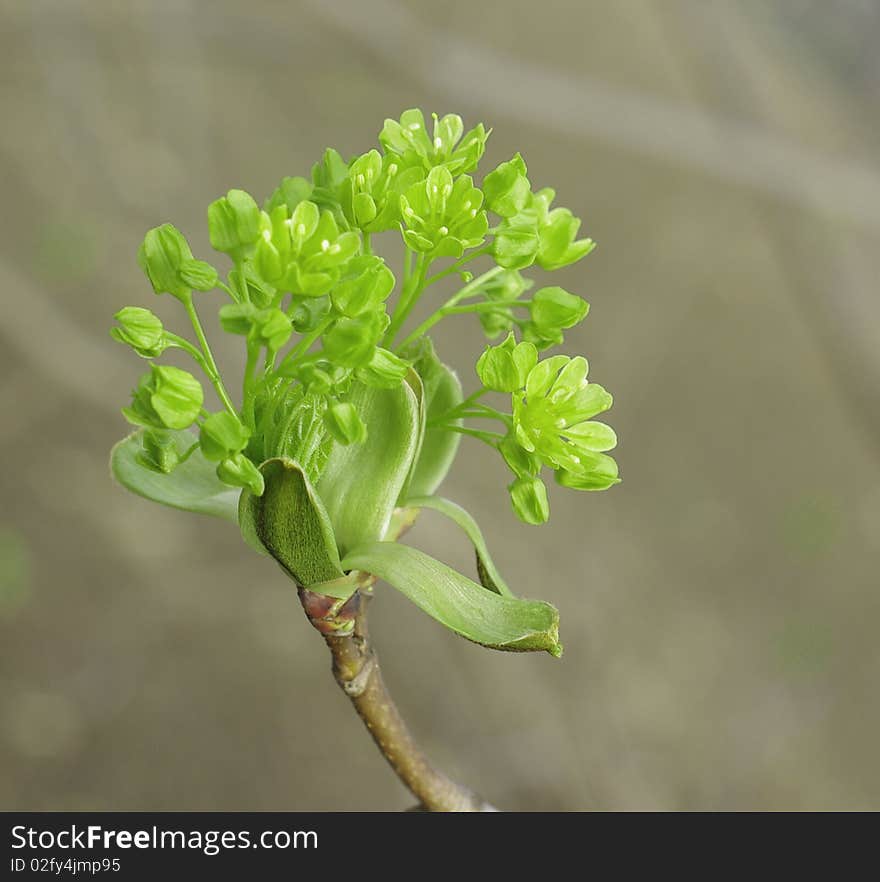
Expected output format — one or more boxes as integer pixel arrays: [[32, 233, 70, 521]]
[[316, 381, 420, 557], [401, 337, 462, 498], [404, 496, 513, 597], [110, 429, 240, 521], [341, 542, 561, 656], [239, 458, 346, 590]]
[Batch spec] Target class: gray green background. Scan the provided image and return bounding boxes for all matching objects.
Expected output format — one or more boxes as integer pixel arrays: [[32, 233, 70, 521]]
[[1, 0, 879, 810]]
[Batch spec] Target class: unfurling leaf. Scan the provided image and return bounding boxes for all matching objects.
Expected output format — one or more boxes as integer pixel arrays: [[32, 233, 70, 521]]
[[239, 458, 346, 589], [404, 496, 512, 597], [111, 429, 240, 521], [341, 541, 561, 656]]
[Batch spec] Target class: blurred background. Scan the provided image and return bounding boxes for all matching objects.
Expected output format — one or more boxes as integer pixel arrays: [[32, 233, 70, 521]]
[[1, 0, 879, 811]]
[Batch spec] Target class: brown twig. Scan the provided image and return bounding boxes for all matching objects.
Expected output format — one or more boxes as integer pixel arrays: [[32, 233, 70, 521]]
[[298, 586, 496, 812]]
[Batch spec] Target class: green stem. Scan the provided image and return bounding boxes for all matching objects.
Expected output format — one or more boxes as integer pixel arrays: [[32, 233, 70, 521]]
[[436, 425, 504, 445], [422, 247, 492, 289], [180, 296, 237, 415], [363, 232, 372, 256], [384, 252, 428, 347], [396, 267, 507, 349], [242, 341, 259, 428], [218, 280, 240, 303], [278, 317, 334, 373]]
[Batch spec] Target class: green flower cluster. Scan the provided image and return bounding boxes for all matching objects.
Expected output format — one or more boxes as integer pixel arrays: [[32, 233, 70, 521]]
[[467, 335, 618, 524], [110, 108, 616, 527]]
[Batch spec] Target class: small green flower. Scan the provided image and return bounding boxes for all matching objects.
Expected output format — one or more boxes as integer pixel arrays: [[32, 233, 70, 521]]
[[110, 307, 167, 358], [122, 365, 203, 431], [475, 332, 537, 393], [331, 255, 395, 317], [323, 310, 389, 368], [522, 286, 589, 350], [341, 150, 422, 233], [537, 206, 595, 271], [218, 304, 293, 352], [400, 166, 488, 257], [492, 187, 594, 272], [258, 201, 360, 296], [512, 355, 616, 474], [380, 109, 488, 175]]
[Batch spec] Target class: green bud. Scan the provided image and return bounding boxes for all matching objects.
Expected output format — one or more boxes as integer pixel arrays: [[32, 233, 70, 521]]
[[492, 224, 540, 270], [522, 322, 564, 351], [264, 176, 313, 214], [480, 309, 514, 340], [217, 452, 264, 495], [254, 308, 293, 352], [555, 453, 620, 491], [207, 189, 261, 258], [199, 412, 250, 462], [311, 148, 349, 205], [290, 295, 331, 333], [323, 310, 388, 368], [508, 476, 550, 525], [136, 429, 180, 474], [483, 153, 531, 218], [356, 347, 409, 388], [137, 224, 193, 300], [331, 256, 395, 317], [286, 362, 339, 394], [537, 208, 595, 271], [178, 259, 219, 291], [218, 302, 256, 336], [530, 286, 589, 331], [475, 332, 537, 392], [122, 365, 203, 431], [218, 304, 291, 351], [110, 307, 167, 358], [324, 401, 368, 445]]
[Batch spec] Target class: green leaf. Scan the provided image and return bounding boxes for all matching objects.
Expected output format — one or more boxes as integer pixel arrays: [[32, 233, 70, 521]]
[[341, 541, 561, 656], [316, 381, 420, 557], [240, 458, 346, 590], [401, 337, 462, 498], [404, 495, 513, 597], [110, 429, 240, 521]]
